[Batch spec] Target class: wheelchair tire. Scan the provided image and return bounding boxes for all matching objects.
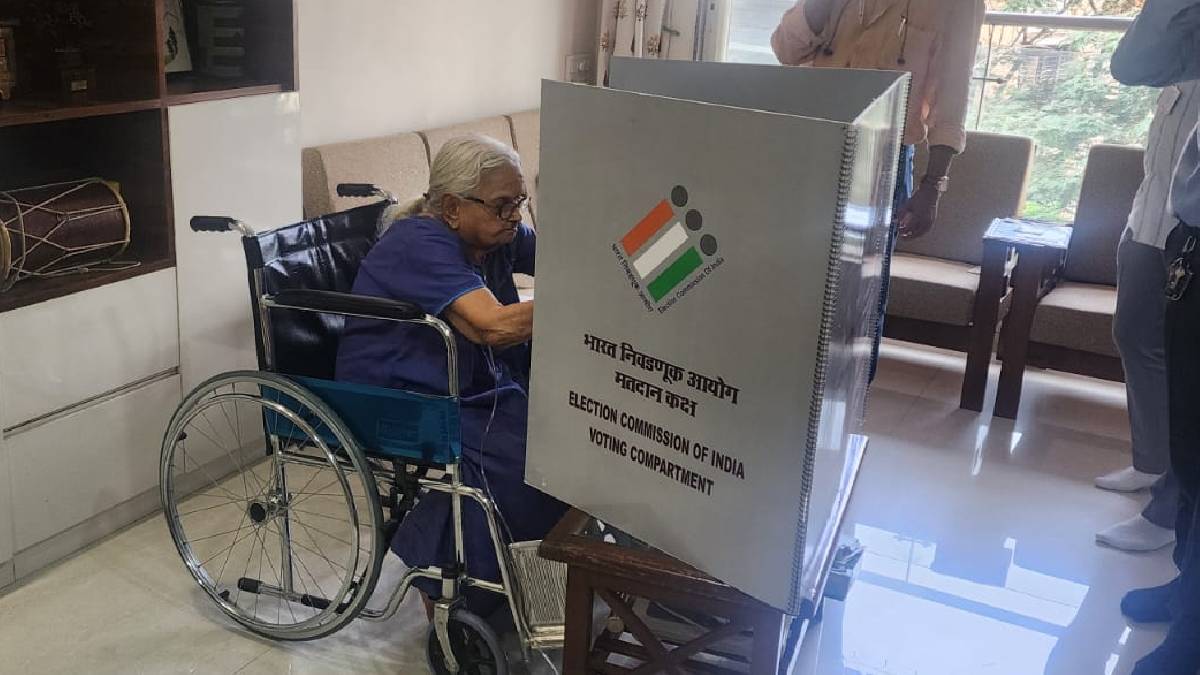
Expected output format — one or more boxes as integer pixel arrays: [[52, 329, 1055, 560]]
[[160, 371, 386, 641], [427, 609, 510, 675]]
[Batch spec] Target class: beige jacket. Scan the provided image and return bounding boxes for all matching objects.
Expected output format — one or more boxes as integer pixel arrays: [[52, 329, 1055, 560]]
[[771, 0, 985, 152]]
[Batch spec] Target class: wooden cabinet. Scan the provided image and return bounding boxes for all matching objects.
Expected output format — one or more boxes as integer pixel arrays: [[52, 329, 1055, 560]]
[[0, 0, 298, 587], [0, 0, 296, 311]]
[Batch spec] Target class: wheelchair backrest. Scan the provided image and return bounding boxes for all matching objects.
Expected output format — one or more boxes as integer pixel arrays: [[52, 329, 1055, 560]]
[[242, 200, 389, 379]]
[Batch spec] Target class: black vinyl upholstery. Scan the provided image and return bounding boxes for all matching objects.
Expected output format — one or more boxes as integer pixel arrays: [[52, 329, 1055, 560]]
[[243, 201, 389, 379]]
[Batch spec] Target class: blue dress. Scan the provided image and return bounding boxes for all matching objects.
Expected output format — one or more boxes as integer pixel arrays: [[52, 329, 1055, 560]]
[[335, 215, 566, 614]]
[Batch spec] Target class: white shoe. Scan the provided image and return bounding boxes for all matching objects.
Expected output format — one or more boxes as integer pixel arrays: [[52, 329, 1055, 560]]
[[1095, 466, 1162, 493], [1096, 515, 1176, 552]]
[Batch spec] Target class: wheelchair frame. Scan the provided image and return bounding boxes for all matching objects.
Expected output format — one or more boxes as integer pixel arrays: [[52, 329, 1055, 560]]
[[162, 192, 564, 672]]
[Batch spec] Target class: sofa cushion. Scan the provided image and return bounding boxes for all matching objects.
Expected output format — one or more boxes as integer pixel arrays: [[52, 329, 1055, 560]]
[[897, 131, 1033, 266], [1029, 281, 1118, 357], [885, 253, 982, 326], [1063, 144, 1145, 286], [508, 110, 541, 225], [302, 132, 430, 219]]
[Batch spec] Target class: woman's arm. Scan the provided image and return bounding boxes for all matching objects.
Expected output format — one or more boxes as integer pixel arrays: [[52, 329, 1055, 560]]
[[771, 0, 838, 65], [924, 0, 985, 155], [1111, 0, 1200, 86], [445, 288, 533, 348]]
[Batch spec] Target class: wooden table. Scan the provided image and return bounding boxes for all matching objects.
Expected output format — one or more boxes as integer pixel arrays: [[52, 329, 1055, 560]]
[[540, 510, 797, 674], [991, 220, 1073, 418], [959, 218, 1072, 417]]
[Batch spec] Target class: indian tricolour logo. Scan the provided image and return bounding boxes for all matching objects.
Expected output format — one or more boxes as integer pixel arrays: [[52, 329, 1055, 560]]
[[613, 185, 723, 313]]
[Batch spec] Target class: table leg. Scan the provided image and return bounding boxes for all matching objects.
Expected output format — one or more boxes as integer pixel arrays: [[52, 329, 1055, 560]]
[[961, 241, 1009, 411], [750, 611, 784, 675], [563, 567, 595, 674], [994, 249, 1046, 419]]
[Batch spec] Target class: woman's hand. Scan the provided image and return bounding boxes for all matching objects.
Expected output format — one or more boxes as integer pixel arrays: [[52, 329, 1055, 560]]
[[445, 288, 533, 348], [896, 182, 942, 240]]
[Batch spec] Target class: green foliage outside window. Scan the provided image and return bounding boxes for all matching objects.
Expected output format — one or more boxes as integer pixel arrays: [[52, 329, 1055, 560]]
[[977, 0, 1155, 221]]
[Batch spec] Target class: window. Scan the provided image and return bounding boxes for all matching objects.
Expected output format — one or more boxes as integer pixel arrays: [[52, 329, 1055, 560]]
[[719, 0, 1153, 222]]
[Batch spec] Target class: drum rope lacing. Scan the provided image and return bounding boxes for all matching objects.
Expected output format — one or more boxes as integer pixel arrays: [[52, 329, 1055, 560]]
[[0, 179, 139, 289]]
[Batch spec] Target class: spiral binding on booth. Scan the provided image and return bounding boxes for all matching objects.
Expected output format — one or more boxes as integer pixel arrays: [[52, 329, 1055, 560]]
[[786, 127, 860, 616]]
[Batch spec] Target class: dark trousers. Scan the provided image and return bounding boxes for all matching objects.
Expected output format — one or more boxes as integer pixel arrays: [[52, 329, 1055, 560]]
[[869, 144, 916, 382], [1166, 223, 1200, 618]]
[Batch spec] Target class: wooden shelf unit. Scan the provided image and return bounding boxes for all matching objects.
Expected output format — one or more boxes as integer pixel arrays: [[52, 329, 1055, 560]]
[[0, 0, 296, 312]]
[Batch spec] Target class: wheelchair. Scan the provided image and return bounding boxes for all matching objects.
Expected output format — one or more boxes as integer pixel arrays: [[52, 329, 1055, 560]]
[[159, 185, 565, 674]]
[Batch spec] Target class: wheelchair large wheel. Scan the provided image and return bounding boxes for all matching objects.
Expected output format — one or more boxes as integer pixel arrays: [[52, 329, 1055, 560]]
[[160, 371, 386, 641]]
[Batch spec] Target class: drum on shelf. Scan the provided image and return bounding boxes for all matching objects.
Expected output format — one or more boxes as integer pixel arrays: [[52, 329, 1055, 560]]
[[0, 178, 133, 291]]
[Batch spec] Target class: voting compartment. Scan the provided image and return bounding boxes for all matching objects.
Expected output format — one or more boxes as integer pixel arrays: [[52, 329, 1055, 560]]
[[526, 58, 909, 614]]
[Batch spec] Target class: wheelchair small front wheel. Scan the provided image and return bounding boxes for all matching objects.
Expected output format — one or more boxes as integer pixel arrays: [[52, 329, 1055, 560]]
[[160, 371, 385, 641], [427, 609, 510, 675]]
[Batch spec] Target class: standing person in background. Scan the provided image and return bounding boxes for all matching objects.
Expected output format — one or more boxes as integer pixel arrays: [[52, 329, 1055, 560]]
[[1111, 1, 1200, 672], [1096, 81, 1199, 553], [771, 0, 985, 379]]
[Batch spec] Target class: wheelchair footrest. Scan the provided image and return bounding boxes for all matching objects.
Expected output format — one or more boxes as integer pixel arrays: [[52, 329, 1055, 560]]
[[235, 576, 356, 613]]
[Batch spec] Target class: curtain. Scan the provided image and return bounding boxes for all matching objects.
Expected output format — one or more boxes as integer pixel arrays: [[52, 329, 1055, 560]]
[[596, 0, 703, 85]]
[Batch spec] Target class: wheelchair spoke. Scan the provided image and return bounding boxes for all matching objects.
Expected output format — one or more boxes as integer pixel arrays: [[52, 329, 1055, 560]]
[[288, 514, 355, 550], [215, 398, 268, 497], [252, 526, 298, 626], [202, 515, 256, 572], [287, 507, 367, 530], [266, 520, 325, 612], [286, 535, 350, 576], [178, 498, 243, 518], [177, 433, 255, 504], [290, 514, 355, 581], [188, 524, 255, 545]]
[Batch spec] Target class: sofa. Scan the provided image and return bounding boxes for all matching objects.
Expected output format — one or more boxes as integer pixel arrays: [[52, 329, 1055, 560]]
[[885, 131, 1035, 346], [302, 110, 543, 227]]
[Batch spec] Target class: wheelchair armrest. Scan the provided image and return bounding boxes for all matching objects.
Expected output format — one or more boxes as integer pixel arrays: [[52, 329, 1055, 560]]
[[267, 289, 425, 321]]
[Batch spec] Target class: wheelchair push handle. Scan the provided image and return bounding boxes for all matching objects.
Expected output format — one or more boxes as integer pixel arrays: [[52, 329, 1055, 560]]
[[190, 216, 253, 236], [337, 183, 384, 198], [191, 216, 236, 232]]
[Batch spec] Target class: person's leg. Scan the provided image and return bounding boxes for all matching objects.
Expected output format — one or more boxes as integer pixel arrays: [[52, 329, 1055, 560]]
[[1097, 233, 1177, 550], [868, 145, 915, 383], [1102, 233, 1171, 482], [1145, 469, 1182, 529], [1132, 225, 1200, 674]]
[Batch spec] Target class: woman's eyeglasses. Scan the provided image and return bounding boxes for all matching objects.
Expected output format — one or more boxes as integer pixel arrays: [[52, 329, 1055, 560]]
[[462, 195, 528, 221]]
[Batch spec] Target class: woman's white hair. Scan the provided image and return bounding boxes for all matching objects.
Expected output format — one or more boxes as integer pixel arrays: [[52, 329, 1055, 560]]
[[399, 133, 522, 220]]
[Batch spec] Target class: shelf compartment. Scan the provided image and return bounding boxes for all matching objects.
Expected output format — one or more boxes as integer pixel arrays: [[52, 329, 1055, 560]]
[[0, 0, 160, 105], [0, 109, 173, 312], [165, 0, 296, 102]]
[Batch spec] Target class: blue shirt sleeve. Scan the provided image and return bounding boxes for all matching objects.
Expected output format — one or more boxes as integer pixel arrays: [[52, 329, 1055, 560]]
[[359, 219, 485, 316], [1112, 0, 1200, 86], [513, 223, 536, 276]]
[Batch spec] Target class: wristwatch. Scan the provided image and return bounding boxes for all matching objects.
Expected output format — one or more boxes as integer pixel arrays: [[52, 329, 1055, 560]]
[[922, 175, 950, 193]]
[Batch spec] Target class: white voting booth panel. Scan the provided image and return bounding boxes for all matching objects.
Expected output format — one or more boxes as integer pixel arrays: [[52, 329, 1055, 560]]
[[526, 58, 908, 614]]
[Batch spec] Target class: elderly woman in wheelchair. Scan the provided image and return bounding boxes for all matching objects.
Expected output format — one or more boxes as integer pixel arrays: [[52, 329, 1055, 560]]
[[336, 134, 567, 616], [160, 134, 568, 673]]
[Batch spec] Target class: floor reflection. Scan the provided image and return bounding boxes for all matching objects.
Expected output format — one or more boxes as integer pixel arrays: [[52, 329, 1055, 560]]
[[817, 524, 1085, 674], [792, 343, 1176, 675]]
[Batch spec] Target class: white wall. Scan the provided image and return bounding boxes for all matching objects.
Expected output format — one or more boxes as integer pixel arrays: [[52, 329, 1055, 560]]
[[297, 0, 599, 147]]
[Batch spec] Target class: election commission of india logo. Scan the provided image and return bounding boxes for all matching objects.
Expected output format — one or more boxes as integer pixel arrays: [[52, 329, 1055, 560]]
[[612, 185, 724, 313]]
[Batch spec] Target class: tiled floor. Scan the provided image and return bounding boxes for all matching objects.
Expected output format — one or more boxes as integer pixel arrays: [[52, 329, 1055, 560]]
[[0, 342, 1177, 674]]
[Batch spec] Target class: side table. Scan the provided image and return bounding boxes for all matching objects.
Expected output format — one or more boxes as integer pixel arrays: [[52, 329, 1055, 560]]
[[981, 218, 1074, 418], [539, 510, 796, 674]]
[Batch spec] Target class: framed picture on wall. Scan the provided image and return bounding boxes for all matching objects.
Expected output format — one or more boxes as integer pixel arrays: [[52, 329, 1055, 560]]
[[164, 0, 192, 73]]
